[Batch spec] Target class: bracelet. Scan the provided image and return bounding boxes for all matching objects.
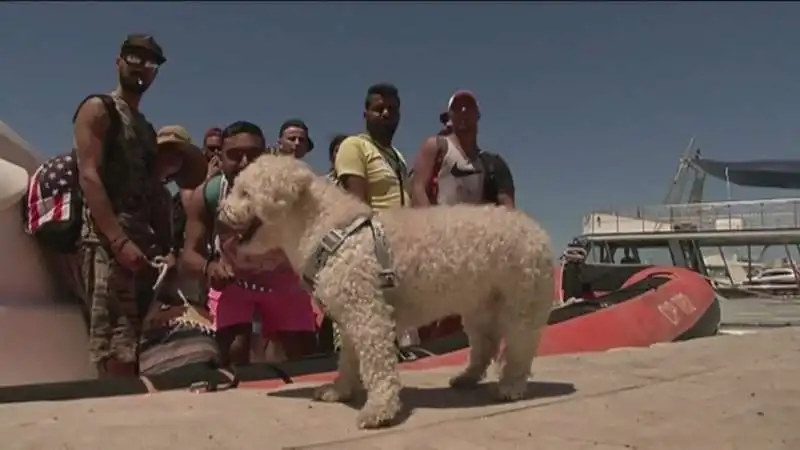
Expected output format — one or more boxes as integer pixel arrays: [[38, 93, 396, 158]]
[[110, 236, 130, 252]]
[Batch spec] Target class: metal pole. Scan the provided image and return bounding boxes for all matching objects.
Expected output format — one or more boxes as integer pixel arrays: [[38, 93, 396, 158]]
[[724, 166, 732, 201], [784, 244, 800, 294], [718, 246, 736, 287], [662, 136, 695, 205]]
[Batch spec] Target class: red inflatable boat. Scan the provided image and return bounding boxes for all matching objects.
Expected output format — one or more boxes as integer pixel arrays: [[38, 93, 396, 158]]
[[0, 261, 719, 402], [242, 263, 720, 388]]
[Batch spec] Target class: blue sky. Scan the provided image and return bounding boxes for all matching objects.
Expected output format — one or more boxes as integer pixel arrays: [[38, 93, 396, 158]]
[[2, 2, 800, 249]]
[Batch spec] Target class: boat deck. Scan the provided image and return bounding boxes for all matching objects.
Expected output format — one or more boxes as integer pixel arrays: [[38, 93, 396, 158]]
[[582, 198, 800, 245], [1, 328, 798, 449]]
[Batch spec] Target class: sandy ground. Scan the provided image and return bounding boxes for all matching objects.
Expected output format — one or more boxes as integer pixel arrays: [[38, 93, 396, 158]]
[[1, 328, 798, 450]]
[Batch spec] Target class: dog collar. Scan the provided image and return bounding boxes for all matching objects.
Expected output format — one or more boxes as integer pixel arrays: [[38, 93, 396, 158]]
[[301, 215, 397, 304]]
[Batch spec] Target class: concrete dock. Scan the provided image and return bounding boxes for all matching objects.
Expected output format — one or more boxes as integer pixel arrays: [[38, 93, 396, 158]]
[[0, 328, 798, 449], [721, 295, 800, 328]]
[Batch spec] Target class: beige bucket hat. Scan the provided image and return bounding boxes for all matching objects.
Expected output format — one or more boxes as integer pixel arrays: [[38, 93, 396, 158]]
[[156, 125, 208, 190]]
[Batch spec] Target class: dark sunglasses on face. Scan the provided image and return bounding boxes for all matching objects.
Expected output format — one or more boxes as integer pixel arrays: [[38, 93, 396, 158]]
[[122, 53, 160, 70]]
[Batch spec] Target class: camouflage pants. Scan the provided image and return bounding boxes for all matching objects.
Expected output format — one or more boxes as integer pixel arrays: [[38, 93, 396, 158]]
[[81, 244, 155, 365]]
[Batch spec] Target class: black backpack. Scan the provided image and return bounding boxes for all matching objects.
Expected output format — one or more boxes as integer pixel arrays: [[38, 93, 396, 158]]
[[478, 151, 513, 205]]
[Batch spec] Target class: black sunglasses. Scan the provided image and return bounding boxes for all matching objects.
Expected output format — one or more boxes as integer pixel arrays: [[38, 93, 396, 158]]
[[121, 53, 160, 70]]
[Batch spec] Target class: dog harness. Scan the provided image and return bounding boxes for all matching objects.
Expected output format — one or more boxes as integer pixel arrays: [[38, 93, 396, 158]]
[[300, 214, 397, 308]]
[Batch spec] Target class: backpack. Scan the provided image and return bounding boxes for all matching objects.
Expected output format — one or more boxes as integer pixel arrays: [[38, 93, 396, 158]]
[[478, 151, 505, 205], [138, 292, 219, 376], [203, 174, 227, 222], [202, 174, 228, 258], [22, 94, 121, 253], [424, 135, 510, 206]]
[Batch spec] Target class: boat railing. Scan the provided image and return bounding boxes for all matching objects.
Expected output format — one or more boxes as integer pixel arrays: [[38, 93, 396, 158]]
[[583, 197, 800, 235]]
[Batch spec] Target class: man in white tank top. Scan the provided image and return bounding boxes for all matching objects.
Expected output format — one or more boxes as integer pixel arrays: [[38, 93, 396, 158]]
[[408, 90, 517, 341], [410, 90, 515, 208]]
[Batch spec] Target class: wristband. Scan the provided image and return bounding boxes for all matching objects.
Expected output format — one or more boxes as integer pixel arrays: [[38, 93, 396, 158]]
[[111, 236, 130, 252]]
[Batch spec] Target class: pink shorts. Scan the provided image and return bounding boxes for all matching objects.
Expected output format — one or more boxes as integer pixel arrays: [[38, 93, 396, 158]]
[[208, 278, 316, 337]]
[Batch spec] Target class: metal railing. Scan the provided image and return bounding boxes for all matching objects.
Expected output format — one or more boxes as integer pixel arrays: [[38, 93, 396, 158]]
[[583, 198, 800, 235]]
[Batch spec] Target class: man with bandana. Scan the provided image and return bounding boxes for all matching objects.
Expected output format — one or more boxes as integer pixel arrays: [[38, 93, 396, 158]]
[[74, 34, 204, 377]]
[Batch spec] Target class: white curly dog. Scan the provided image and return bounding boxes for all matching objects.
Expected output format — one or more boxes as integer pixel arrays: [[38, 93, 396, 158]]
[[218, 155, 555, 429]]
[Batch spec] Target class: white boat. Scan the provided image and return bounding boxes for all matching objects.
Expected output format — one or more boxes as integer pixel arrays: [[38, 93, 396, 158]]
[[0, 121, 97, 387], [703, 253, 764, 288], [743, 267, 800, 286], [573, 141, 800, 299]]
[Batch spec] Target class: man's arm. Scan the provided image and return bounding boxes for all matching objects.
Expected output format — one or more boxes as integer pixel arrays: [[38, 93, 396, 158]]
[[74, 97, 124, 243], [180, 184, 211, 278], [493, 155, 515, 208], [334, 137, 369, 203], [410, 136, 441, 207]]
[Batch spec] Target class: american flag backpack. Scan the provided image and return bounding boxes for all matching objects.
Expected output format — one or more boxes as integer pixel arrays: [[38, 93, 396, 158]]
[[22, 94, 121, 253]]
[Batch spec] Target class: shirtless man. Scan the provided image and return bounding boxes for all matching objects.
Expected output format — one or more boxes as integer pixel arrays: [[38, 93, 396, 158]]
[[180, 121, 317, 366]]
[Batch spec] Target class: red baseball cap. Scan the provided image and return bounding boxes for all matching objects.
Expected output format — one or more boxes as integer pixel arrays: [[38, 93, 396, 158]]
[[447, 90, 480, 111], [439, 90, 480, 124], [204, 127, 222, 139]]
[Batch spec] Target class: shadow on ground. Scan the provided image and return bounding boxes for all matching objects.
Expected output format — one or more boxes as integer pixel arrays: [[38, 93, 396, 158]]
[[268, 380, 576, 426]]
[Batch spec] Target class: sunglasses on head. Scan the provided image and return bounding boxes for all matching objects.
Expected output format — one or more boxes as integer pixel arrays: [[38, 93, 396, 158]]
[[122, 53, 160, 70]]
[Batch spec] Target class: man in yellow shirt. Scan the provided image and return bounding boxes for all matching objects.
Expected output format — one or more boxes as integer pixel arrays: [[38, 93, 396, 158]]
[[334, 83, 410, 210], [334, 83, 418, 347]]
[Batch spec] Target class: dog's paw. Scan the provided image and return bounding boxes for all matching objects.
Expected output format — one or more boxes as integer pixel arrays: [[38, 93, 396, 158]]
[[448, 371, 483, 390], [313, 383, 353, 403], [356, 399, 402, 430], [494, 380, 528, 402]]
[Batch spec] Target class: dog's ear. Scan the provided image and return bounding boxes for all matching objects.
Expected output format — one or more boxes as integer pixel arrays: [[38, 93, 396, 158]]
[[287, 167, 316, 204], [273, 160, 316, 209]]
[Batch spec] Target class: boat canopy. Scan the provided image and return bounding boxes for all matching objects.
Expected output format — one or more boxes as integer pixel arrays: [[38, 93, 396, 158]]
[[691, 155, 800, 189]]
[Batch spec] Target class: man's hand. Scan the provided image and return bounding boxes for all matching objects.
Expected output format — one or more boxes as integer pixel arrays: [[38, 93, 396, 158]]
[[206, 260, 235, 291], [152, 253, 177, 271], [206, 156, 222, 179], [112, 238, 149, 272]]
